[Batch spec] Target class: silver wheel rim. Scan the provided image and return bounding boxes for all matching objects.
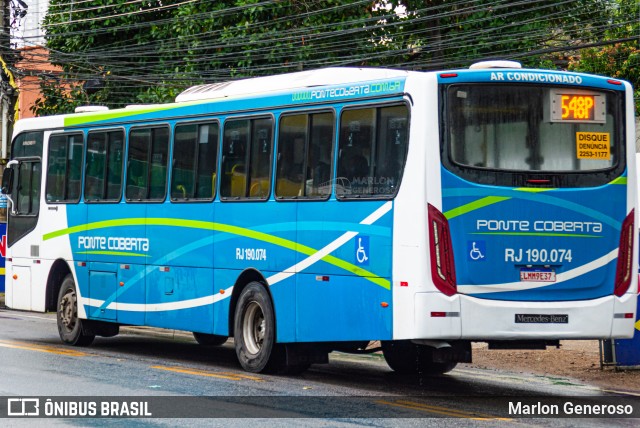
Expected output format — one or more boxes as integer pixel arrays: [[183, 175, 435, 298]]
[[242, 301, 265, 355], [60, 289, 77, 332]]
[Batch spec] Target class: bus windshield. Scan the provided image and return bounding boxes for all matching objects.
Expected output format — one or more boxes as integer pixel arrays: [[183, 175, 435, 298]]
[[445, 85, 620, 174]]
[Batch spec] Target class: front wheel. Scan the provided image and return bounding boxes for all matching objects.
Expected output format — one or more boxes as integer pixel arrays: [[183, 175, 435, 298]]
[[382, 341, 457, 375], [233, 282, 279, 373], [57, 274, 95, 346]]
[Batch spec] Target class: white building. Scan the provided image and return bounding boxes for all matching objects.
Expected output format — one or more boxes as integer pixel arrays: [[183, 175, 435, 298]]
[[11, 0, 49, 49]]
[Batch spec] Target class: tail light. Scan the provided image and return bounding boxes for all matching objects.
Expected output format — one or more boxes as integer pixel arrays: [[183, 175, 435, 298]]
[[614, 209, 634, 297], [428, 204, 457, 296]]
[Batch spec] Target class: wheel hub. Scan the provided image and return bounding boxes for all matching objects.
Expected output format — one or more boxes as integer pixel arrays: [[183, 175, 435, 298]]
[[243, 301, 265, 355], [60, 291, 77, 331]]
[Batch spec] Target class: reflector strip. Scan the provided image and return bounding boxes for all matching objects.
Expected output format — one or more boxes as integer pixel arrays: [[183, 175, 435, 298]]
[[431, 311, 460, 317]]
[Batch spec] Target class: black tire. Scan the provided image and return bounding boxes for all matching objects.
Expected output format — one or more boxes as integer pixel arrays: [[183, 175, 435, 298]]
[[233, 282, 280, 373], [382, 340, 457, 375], [57, 274, 95, 346], [193, 332, 228, 347]]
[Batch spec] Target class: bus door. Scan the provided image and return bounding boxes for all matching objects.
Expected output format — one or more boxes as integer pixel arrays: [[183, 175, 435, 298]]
[[42, 132, 86, 313], [3, 131, 44, 310]]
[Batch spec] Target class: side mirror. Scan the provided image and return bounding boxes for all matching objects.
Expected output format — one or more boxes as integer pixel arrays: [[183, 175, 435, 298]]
[[1, 166, 14, 195], [2, 160, 19, 215]]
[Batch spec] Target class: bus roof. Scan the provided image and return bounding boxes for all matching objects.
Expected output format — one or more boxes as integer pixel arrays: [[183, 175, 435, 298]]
[[175, 67, 409, 102]]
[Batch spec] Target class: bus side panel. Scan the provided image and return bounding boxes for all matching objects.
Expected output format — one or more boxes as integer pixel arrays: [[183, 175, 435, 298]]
[[295, 272, 392, 341], [295, 200, 393, 342], [146, 203, 215, 269], [86, 262, 118, 320], [268, 272, 297, 343], [115, 262, 146, 325], [72, 203, 148, 322], [213, 201, 298, 340], [144, 265, 214, 333], [211, 268, 236, 338], [213, 202, 297, 276], [296, 200, 393, 278]]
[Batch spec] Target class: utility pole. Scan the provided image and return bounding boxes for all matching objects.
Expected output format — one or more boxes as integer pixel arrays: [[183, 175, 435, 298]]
[[0, 0, 18, 163]]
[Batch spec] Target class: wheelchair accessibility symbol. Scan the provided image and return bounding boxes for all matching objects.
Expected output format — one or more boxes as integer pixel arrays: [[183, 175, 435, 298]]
[[467, 240, 486, 261], [355, 236, 370, 266]]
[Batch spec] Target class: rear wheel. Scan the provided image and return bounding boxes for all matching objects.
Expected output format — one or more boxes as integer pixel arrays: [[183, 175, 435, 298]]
[[382, 340, 457, 375], [233, 282, 280, 373], [193, 332, 228, 347], [57, 274, 95, 346]]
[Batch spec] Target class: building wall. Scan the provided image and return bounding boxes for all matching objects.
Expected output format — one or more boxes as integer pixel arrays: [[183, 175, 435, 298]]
[[15, 46, 60, 119]]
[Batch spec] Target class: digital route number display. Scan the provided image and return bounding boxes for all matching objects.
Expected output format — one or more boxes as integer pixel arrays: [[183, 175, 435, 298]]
[[550, 90, 606, 124], [560, 95, 594, 120]]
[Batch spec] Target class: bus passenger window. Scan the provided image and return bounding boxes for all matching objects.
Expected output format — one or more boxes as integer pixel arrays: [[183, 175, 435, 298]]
[[221, 117, 273, 200], [126, 126, 169, 202], [85, 130, 124, 202], [276, 112, 334, 199], [249, 121, 272, 198], [171, 122, 219, 201], [337, 104, 408, 199], [46, 133, 83, 203]]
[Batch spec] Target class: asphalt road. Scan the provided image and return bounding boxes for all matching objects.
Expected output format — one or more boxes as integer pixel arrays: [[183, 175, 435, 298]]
[[0, 308, 639, 427]]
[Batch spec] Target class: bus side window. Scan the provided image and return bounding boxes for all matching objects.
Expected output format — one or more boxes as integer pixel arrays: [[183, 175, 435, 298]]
[[126, 126, 169, 201], [149, 127, 169, 200], [47, 134, 85, 203], [221, 117, 272, 200], [249, 120, 273, 198], [171, 121, 219, 201], [85, 130, 124, 202], [106, 136, 124, 201], [276, 111, 334, 199], [337, 104, 408, 199], [276, 115, 306, 198]]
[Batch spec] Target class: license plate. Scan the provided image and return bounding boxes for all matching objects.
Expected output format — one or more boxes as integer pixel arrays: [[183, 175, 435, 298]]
[[520, 268, 556, 282]]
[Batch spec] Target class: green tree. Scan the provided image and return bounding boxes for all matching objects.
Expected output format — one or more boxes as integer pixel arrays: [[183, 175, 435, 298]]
[[34, 0, 389, 114], [381, 0, 612, 69], [566, 0, 639, 112], [32, 0, 636, 115]]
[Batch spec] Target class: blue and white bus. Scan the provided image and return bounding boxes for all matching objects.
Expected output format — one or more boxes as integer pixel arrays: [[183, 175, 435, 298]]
[[1, 62, 637, 374]]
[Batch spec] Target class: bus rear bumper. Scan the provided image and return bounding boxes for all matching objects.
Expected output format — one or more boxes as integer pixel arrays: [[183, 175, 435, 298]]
[[414, 292, 637, 340]]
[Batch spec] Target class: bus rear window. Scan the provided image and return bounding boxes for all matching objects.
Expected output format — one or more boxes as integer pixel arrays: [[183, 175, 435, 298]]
[[444, 85, 622, 182]]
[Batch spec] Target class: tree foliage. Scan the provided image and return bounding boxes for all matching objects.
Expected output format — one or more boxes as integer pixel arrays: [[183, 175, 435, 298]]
[[566, 0, 639, 111], [32, 0, 637, 115]]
